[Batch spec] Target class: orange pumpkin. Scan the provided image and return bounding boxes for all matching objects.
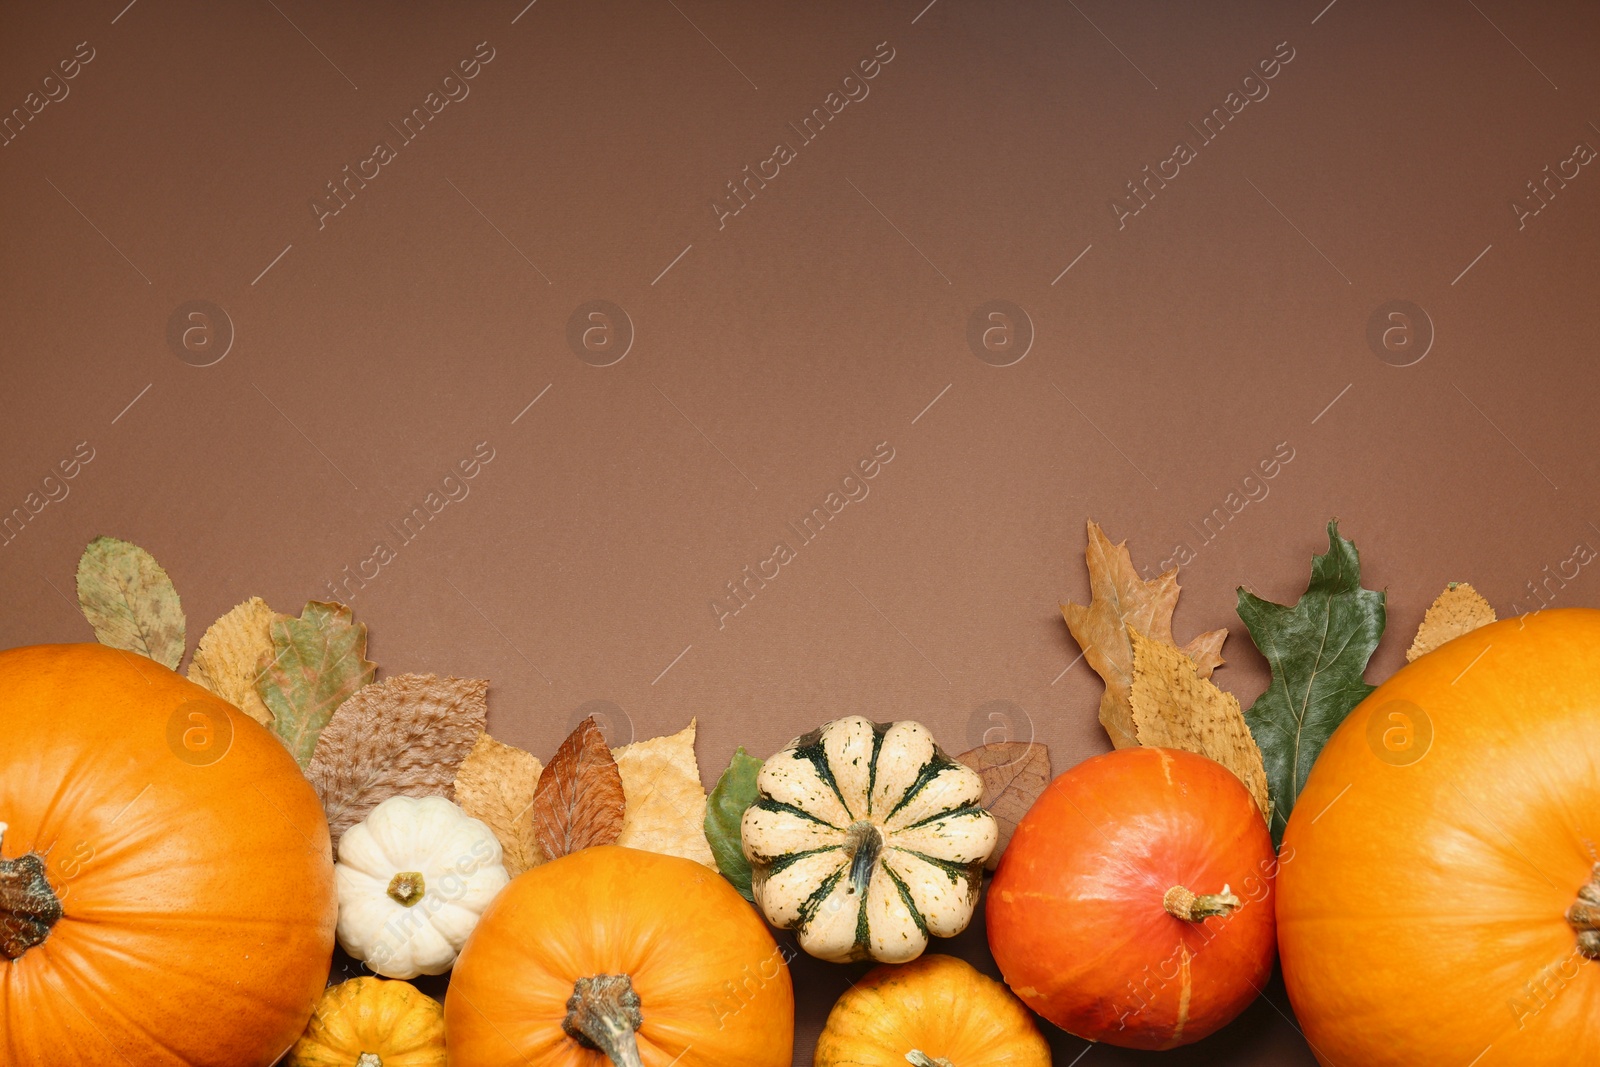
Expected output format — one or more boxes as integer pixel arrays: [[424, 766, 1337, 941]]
[[1279, 608, 1600, 1066], [445, 845, 793, 1067], [0, 643, 337, 1066], [813, 954, 1050, 1067], [987, 746, 1277, 1049]]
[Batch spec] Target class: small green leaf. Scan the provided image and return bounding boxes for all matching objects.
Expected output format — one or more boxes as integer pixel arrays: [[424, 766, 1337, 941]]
[[1239, 521, 1386, 843], [704, 747, 764, 901], [75, 536, 186, 669], [256, 601, 376, 768]]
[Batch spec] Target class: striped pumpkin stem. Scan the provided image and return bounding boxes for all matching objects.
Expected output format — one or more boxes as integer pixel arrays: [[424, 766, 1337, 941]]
[[845, 820, 885, 895]]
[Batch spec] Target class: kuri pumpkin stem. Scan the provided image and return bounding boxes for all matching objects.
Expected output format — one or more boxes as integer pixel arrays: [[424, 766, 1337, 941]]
[[1566, 864, 1600, 960], [1164, 884, 1241, 923], [564, 974, 645, 1067], [0, 823, 63, 961], [906, 1052, 956, 1067], [355, 1055, 382, 1067]]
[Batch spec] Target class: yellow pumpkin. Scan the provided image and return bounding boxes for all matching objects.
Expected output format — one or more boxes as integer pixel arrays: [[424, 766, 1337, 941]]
[[814, 954, 1051, 1067], [287, 978, 446, 1067]]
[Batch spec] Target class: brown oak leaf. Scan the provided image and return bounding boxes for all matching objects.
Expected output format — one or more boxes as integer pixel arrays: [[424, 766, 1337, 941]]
[[455, 733, 545, 877], [955, 741, 1051, 870], [306, 674, 489, 853], [1062, 520, 1228, 749], [532, 715, 626, 861]]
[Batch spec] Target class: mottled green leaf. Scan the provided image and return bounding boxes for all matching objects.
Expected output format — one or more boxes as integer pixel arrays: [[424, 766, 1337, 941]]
[[1239, 521, 1386, 843], [256, 601, 376, 767], [75, 536, 186, 669], [704, 746, 764, 901]]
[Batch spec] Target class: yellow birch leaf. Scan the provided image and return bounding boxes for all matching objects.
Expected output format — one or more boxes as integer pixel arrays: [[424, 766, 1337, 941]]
[[611, 720, 715, 867], [187, 597, 281, 726], [1407, 582, 1496, 662], [1129, 627, 1270, 820]]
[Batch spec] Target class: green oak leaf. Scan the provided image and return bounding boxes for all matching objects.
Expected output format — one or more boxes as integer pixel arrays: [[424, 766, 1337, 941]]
[[75, 536, 187, 669], [1238, 521, 1386, 843], [256, 601, 376, 768], [704, 746, 764, 901]]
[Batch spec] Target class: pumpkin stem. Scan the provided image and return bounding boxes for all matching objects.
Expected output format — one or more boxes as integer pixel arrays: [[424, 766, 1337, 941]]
[[906, 1052, 956, 1067], [1164, 884, 1241, 922], [1566, 864, 1600, 960], [387, 871, 426, 908], [355, 1055, 382, 1067], [0, 823, 63, 961], [846, 821, 885, 896], [564, 974, 644, 1067]]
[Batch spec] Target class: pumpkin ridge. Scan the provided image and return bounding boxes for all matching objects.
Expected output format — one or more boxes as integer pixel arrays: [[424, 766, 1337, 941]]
[[763, 844, 844, 876], [752, 796, 844, 831], [880, 862, 928, 937], [883, 755, 959, 822], [790, 735, 855, 821], [891, 848, 973, 883], [864, 721, 891, 817], [796, 867, 845, 926], [895, 804, 989, 832]]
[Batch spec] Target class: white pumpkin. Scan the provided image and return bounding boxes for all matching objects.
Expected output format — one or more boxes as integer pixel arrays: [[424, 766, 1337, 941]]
[[741, 716, 997, 963], [334, 795, 510, 979]]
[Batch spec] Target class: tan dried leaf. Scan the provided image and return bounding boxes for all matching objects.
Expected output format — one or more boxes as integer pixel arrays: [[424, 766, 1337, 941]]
[[455, 733, 545, 877], [1129, 628, 1270, 819], [306, 674, 489, 852], [532, 716, 626, 860], [611, 720, 715, 867], [1062, 520, 1229, 748], [187, 597, 280, 726], [1407, 582, 1496, 662], [955, 741, 1051, 870]]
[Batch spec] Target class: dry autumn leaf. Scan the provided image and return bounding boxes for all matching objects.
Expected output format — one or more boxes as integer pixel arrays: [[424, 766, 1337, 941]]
[[1129, 627, 1270, 819], [257, 601, 376, 768], [1062, 520, 1228, 749], [532, 716, 626, 860], [611, 721, 715, 868], [1407, 582, 1496, 662], [455, 733, 545, 877], [306, 674, 489, 852], [187, 597, 280, 726], [955, 741, 1051, 870], [75, 536, 187, 669]]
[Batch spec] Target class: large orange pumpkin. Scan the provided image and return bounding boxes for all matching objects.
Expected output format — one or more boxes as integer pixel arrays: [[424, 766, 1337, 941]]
[[0, 643, 337, 1066], [987, 746, 1277, 1049], [1279, 608, 1600, 1066], [445, 845, 794, 1067]]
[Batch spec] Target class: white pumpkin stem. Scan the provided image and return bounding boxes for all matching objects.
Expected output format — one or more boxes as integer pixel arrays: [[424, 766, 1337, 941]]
[[564, 974, 645, 1067], [906, 1052, 956, 1067], [355, 1055, 383, 1067], [1567, 864, 1600, 959], [1163, 884, 1241, 922]]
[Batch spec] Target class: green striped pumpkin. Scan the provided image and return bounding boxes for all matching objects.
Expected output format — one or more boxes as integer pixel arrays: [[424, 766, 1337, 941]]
[[741, 716, 997, 963]]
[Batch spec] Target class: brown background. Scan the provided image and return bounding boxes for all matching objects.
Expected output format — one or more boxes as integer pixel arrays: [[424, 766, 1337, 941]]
[[4, 0, 1599, 1062]]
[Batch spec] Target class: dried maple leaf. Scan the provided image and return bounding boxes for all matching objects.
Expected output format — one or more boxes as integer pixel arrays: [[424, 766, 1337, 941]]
[[1062, 520, 1228, 748], [1407, 582, 1496, 662], [955, 741, 1051, 870], [532, 716, 626, 860], [306, 674, 488, 852], [75, 536, 186, 669], [256, 601, 376, 768], [611, 721, 715, 868], [187, 597, 281, 726], [1129, 628, 1270, 819], [455, 733, 545, 877]]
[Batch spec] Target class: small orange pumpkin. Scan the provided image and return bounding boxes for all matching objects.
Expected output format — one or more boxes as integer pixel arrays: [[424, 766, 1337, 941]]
[[987, 746, 1276, 1049], [287, 977, 447, 1067], [0, 644, 337, 1067], [813, 954, 1050, 1067], [445, 845, 794, 1067]]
